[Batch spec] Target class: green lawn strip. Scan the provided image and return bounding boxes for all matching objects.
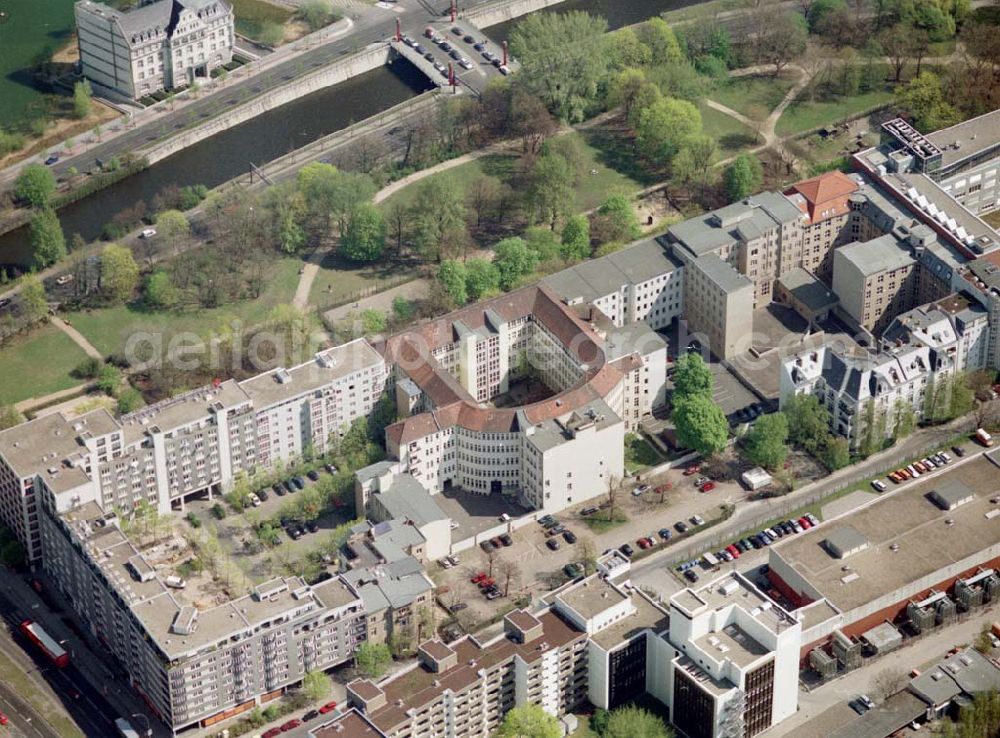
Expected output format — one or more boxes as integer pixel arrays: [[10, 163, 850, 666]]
[[230, 0, 292, 41], [711, 74, 796, 119], [379, 154, 515, 212], [776, 86, 895, 138], [582, 509, 629, 534], [696, 103, 760, 154], [0, 647, 84, 738], [70, 256, 302, 358], [625, 433, 665, 475], [0, 323, 89, 405], [309, 252, 417, 307], [661, 0, 742, 23]]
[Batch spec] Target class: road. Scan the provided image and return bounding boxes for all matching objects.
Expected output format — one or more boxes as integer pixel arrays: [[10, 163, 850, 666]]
[[0, 0, 456, 191]]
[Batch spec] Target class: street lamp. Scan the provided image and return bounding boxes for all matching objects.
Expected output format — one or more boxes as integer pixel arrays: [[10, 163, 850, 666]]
[[131, 713, 152, 738]]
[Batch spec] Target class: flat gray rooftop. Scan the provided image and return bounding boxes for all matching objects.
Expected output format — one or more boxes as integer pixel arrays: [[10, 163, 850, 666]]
[[926, 109, 1000, 169], [837, 233, 915, 276], [771, 454, 1000, 614]]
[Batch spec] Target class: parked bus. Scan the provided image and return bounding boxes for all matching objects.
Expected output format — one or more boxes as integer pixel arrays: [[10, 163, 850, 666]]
[[18, 619, 69, 668], [976, 428, 994, 447], [115, 717, 141, 738]]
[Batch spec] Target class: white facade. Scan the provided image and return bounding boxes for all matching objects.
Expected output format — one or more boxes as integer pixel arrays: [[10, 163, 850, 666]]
[[76, 0, 234, 100]]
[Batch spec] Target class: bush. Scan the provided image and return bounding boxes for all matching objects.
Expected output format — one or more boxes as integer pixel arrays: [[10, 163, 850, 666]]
[[95, 364, 122, 395], [258, 21, 284, 46], [116, 388, 144, 414], [211, 503, 227, 520], [73, 357, 102, 379], [185, 512, 202, 528]]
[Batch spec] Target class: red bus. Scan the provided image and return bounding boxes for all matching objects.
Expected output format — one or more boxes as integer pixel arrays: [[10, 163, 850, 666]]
[[19, 619, 69, 668]]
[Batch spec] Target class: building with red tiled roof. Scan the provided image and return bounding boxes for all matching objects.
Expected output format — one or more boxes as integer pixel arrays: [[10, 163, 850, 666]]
[[358, 283, 668, 515], [783, 171, 860, 279]]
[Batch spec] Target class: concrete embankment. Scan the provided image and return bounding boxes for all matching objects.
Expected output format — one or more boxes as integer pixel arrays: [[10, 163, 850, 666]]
[[463, 0, 568, 27], [143, 45, 392, 167]]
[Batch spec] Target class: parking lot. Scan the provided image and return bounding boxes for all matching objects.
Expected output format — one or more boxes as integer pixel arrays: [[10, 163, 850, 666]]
[[395, 20, 515, 95], [433, 468, 744, 628], [434, 486, 531, 542]]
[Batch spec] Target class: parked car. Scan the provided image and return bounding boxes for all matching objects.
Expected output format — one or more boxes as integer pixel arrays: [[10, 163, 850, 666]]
[[324, 463, 337, 474], [480, 540, 495, 553], [304, 710, 320, 721], [292, 476, 305, 489], [871, 479, 888, 492], [450, 603, 468, 613], [305, 520, 319, 533], [307, 470, 320, 482], [140, 228, 157, 239], [539, 515, 555, 526], [273, 483, 286, 496], [619, 543, 634, 558], [684, 569, 699, 582], [485, 589, 502, 600], [636, 484, 650, 493], [562, 530, 577, 544], [547, 524, 566, 536], [637, 537, 652, 550], [318, 701, 338, 714], [953, 445, 967, 457], [451, 25, 463, 35], [546, 538, 560, 551], [248, 492, 261, 507], [726, 544, 741, 558], [440, 41, 452, 52], [690, 515, 705, 526], [940, 452, 952, 463], [699, 481, 716, 493], [257, 488, 269, 502], [564, 563, 583, 578], [674, 521, 689, 533], [859, 694, 874, 709], [263, 729, 283, 738], [658, 528, 672, 541], [805, 513, 820, 526], [44, 153, 59, 165], [463, 34, 475, 43], [281, 718, 302, 731], [683, 464, 701, 476], [581, 506, 599, 516], [478, 577, 495, 589]]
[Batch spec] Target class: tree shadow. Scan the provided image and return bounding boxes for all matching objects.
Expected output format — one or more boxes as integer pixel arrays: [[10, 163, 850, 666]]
[[582, 126, 662, 188]]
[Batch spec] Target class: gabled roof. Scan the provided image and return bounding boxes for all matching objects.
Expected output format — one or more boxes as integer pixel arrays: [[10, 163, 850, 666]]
[[785, 171, 859, 224]]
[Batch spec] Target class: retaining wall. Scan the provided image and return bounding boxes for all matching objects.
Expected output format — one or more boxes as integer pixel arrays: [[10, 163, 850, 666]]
[[143, 45, 392, 166], [464, 0, 568, 29]]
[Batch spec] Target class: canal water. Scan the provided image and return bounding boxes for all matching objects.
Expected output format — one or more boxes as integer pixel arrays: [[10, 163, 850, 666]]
[[0, 0, 682, 270]]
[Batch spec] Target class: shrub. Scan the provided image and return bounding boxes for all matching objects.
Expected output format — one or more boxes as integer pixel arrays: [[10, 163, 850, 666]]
[[211, 503, 227, 520], [185, 512, 202, 528]]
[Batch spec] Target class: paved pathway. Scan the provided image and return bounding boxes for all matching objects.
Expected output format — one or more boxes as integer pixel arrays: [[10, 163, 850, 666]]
[[14, 383, 93, 415], [322, 278, 430, 325], [292, 246, 333, 310], [50, 316, 102, 360]]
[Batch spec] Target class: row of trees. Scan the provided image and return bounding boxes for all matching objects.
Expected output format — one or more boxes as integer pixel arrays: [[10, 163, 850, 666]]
[[671, 354, 729, 457], [495, 703, 673, 738]]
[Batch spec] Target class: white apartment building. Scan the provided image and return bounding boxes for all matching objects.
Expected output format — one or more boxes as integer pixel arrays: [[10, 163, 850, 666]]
[[75, 0, 234, 100]]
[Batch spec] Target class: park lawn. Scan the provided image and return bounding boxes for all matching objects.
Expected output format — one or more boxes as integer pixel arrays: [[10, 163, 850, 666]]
[[583, 509, 629, 534], [309, 252, 410, 308], [70, 256, 303, 358], [697, 103, 760, 154], [776, 86, 896, 138], [0, 323, 89, 406], [710, 73, 796, 120], [381, 133, 647, 215], [229, 0, 292, 43]]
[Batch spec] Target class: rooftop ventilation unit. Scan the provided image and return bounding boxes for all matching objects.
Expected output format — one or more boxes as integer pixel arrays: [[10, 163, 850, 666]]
[[275, 369, 292, 385]]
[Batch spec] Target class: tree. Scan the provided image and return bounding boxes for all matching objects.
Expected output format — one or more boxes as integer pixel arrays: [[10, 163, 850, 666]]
[[723, 154, 764, 202], [871, 668, 906, 701], [673, 395, 729, 456], [19, 275, 48, 323], [496, 556, 522, 596], [608, 28, 652, 70], [526, 150, 575, 229], [354, 642, 392, 678], [494, 237, 538, 290], [891, 399, 916, 439], [607, 68, 649, 121], [155, 209, 190, 255], [560, 214, 590, 262], [361, 309, 387, 334], [0, 540, 25, 568], [495, 704, 562, 738], [438, 260, 468, 305], [577, 536, 598, 574], [819, 434, 850, 470], [468, 176, 501, 228], [464, 259, 499, 300], [742, 413, 789, 469], [145, 270, 180, 309], [13, 164, 56, 207], [117, 388, 144, 414], [29, 207, 66, 268], [898, 71, 961, 131], [592, 194, 641, 245], [949, 372, 976, 420], [302, 670, 332, 701], [636, 97, 702, 164], [807, 0, 847, 31], [784, 394, 831, 453], [96, 364, 122, 395], [604, 474, 622, 524], [636, 18, 683, 64], [753, 10, 808, 75], [880, 23, 912, 82], [298, 0, 335, 30], [508, 11, 611, 121], [604, 706, 673, 738], [266, 184, 307, 255], [673, 353, 713, 402], [100, 243, 140, 303], [341, 203, 386, 263], [410, 176, 467, 262], [673, 134, 718, 195], [73, 79, 93, 119]]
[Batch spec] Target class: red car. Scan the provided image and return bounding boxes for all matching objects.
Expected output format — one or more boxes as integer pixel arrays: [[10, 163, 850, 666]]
[[683, 464, 701, 476], [319, 701, 339, 714], [700, 481, 716, 493], [263, 729, 282, 738], [725, 544, 740, 559], [0, 711, 7, 725], [470, 572, 486, 584], [798, 517, 812, 529], [479, 577, 495, 588], [637, 538, 652, 549], [281, 719, 302, 732]]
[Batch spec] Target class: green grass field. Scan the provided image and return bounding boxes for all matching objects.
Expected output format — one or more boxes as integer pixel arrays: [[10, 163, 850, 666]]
[[625, 433, 665, 475], [710, 73, 797, 120], [0, 0, 78, 127], [697, 103, 760, 153], [0, 323, 88, 406], [776, 85, 895, 137], [309, 252, 411, 307], [229, 0, 292, 43], [70, 257, 303, 358]]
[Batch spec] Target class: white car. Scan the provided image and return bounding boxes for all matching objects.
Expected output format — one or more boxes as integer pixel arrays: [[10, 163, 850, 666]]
[[690, 515, 705, 526], [248, 492, 261, 507], [499, 512, 511, 522], [871, 479, 887, 492], [458, 57, 473, 70], [498, 64, 510, 75], [139, 228, 157, 239], [56, 274, 74, 285]]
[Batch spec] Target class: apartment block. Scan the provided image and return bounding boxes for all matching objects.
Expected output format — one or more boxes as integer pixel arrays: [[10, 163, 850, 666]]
[[75, 0, 234, 100], [783, 170, 860, 279], [681, 254, 755, 360], [832, 233, 919, 335]]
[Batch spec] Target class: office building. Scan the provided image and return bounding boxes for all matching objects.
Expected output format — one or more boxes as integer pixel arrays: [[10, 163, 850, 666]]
[[75, 0, 234, 100]]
